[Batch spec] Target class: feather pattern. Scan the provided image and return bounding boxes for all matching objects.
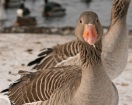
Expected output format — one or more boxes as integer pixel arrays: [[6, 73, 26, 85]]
[[4, 40, 118, 105], [7, 66, 81, 105], [111, 0, 130, 25], [28, 40, 80, 70]]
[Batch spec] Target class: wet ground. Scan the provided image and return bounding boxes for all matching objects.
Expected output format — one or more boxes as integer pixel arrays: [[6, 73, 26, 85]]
[[1, 0, 132, 29]]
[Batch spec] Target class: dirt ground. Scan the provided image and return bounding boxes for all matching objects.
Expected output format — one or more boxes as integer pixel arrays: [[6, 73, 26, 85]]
[[0, 33, 132, 105]]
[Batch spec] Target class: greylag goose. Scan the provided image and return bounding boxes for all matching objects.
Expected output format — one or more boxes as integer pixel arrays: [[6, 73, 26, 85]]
[[43, 0, 66, 17], [1, 11, 118, 105], [28, 0, 131, 80]]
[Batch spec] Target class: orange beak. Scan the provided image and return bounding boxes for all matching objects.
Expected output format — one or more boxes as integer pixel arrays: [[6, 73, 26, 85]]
[[83, 24, 97, 45]]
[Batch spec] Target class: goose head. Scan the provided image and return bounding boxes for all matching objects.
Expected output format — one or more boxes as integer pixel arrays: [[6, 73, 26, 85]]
[[16, 3, 25, 17], [45, 0, 48, 4], [16, 2, 30, 17], [17, 9, 23, 17], [19, 3, 25, 9], [75, 11, 103, 46]]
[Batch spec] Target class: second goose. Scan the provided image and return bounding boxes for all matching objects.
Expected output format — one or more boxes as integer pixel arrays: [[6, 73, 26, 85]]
[[28, 0, 131, 80]]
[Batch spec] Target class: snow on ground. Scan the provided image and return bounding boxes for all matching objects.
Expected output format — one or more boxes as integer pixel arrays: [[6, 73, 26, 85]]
[[0, 33, 132, 105]]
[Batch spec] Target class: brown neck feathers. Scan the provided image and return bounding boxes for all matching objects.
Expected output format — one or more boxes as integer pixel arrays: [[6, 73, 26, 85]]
[[111, 0, 131, 25], [80, 40, 102, 67]]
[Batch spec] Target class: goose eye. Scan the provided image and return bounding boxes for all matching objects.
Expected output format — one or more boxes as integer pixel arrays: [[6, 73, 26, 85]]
[[80, 20, 82, 23], [96, 19, 99, 23]]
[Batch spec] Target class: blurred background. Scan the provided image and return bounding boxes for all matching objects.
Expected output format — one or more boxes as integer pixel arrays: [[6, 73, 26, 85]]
[[0, 1, 132, 105], [0, 0, 132, 32]]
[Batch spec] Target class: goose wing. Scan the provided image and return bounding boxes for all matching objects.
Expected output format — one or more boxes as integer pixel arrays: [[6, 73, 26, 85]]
[[2, 66, 81, 105], [28, 40, 80, 70]]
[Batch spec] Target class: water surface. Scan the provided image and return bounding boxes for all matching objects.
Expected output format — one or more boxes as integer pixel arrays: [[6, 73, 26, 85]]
[[1, 0, 132, 29]]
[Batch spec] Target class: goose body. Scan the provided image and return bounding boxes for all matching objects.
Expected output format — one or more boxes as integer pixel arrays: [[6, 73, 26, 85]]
[[102, 20, 128, 79], [28, 0, 131, 80], [43, 0, 66, 17], [3, 0, 21, 9], [101, 0, 130, 79], [2, 11, 118, 105], [14, 16, 37, 26]]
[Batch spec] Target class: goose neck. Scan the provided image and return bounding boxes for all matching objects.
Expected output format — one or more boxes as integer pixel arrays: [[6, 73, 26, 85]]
[[74, 40, 111, 104], [80, 40, 102, 68], [110, 0, 131, 26]]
